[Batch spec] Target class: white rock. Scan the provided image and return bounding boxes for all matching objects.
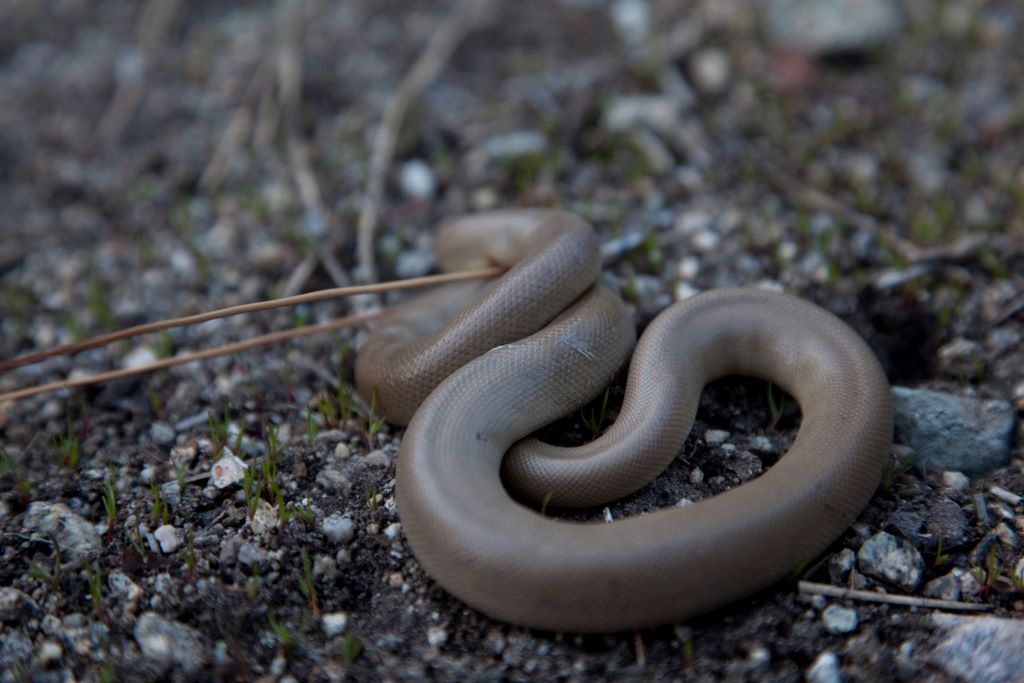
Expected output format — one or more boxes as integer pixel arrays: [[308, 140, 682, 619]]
[[210, 448, 247, 489], [821, 605, 858, 634], [690, 47, 731, 94], [122, 346, 157, 369], [806, 651, 842, 683], [426, 625, 448, 647], [154, 525, 180, 554], [704, 429, 730, 445], [322, 612, 348, 638], [383, 522, 402, 540], [35, 641, 62, 666], [322, 514, 355, 544], [109, 570, 144, 602], [249, 500, 278, 536], [399, 159, 436, 200], [941, 471, 970, 492]]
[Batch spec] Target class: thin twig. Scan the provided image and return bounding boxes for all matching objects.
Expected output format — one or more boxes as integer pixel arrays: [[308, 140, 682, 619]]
[[797, 581, 993, 612], [0, 267, 502, 372], [355, 0, 491, 282], [0, 313, 378, 404]]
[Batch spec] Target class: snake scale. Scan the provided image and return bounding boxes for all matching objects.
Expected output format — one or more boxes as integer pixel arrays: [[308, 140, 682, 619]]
[[355, 209, 892, 632]]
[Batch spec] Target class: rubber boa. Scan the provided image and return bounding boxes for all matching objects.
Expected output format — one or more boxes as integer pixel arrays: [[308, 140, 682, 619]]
[[355, 209, 892, 632]]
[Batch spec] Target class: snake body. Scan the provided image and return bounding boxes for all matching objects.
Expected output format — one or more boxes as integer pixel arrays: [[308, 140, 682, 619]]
[[355, 210, 892, 632]]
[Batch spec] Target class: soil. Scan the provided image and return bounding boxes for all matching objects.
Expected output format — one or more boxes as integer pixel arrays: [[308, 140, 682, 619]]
[[1, 1, 1022, 682]]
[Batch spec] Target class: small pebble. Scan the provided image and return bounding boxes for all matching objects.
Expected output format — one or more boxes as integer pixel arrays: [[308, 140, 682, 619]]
[[941, 471, 970, 492], [210, 449, 247, 489], [923, 573, 961, 602], [399, 159, 436, 200], [363, 450, 391, 468], [857, 531, 924, 591], [806, 651, 842, 683], [828, 548, 856, 584], [821, 605, 858, 634], [322, 612, 348, 638], [426, 625, 448, 648], [150, 422, 176, 446], [383, 522, 402, 540], [322, 514, 355, 544], [154, 524, 180, 554], [689, 47, 731, 95], [704, 429, 730, 445]]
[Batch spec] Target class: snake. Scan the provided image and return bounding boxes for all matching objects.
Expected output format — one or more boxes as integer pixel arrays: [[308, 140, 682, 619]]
[[355, 209, 892, 632]]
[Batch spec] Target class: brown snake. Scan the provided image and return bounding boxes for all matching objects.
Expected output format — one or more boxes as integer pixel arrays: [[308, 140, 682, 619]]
[[355, 209, 893, 632]]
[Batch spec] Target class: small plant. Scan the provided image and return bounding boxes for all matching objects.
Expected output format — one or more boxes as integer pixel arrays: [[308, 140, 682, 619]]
[[365, 489, 379, 513], [52, 424, 81, 469], [297, 549, 320, 616], [880, 449, 917, 490], [0, 446, 32, 508], [933, 532, 951, 568], [268, 612, 295, 660], [84, 562, 105, 616], [242, 465, 259, 520], [149, 481, 169, 526], [29, 532, 62, 590], [580, 387, 612, 439], [246, 565, 261, 601], [266, 423, 283, 463], [969, 545, 1003, 600], [539, 492, 553, 518], [364, 392, 385, 448], [208, 408, 231, 456], [174, 461, 188, 493], [342, 632, 363, 663], [101, 467, 117, 543], [306, 412, 319, 442]]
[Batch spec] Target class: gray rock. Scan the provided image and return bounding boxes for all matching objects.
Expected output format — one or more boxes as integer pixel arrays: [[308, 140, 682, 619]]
[[153, 524, 180, 554], [149, 421, 176, 446], [133, 612, 207, 677], [922, 573, 960, 602], [763, 0, 902, 55], [857, 531, 924, 591], [704, 429, 730, 445], [315, 468, 350, 491], [821, 605, 858, 634], [828, 548, 856, 584], [0, 587, 40, 623], [1, 630, 33, 667], [885, 511, 926, 544], [322, 611, 348, 637], [806, 651, 843, 683], [747, 435, 778, 455], [322, 514, 355, 545], [362, 450, 391, 468], [925, 497, 969, 551], [22, 502, 101, 563], [891, 387, 1015, 475], [930, 614, 1024, 683], [237, 542, 266, 566]]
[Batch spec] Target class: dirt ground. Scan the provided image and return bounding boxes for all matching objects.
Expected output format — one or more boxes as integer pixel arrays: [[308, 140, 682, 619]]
[[1, 1, 1023, 681]]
